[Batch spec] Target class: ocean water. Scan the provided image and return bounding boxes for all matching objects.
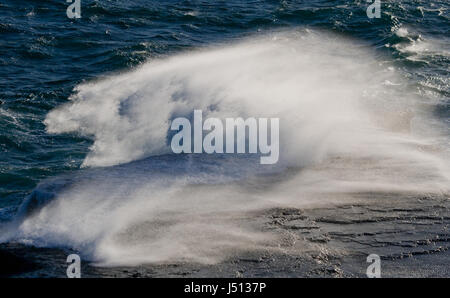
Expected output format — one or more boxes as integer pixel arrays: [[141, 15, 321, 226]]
[[0, 0, 449, 265]]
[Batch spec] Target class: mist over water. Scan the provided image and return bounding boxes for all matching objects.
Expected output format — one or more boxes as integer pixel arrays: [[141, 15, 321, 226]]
[[1, 30, 448, 265]]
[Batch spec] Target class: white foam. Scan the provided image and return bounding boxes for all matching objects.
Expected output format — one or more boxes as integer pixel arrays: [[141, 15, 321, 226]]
[[393, 27, 450, 62]]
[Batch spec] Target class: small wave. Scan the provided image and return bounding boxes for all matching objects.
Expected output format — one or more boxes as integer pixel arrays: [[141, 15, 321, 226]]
[[0, 23, 21, 34], [393, 27, 450, 62]]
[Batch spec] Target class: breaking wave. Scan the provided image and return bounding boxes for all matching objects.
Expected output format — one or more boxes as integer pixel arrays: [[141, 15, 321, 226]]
[[1, 30, 449, 265]]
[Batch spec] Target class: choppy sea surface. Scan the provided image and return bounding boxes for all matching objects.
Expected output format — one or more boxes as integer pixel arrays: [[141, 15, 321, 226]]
[[0, 0, 449, 266]]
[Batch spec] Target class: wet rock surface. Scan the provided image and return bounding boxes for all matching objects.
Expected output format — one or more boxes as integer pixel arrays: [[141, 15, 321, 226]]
[[1, 193, 449, 277]]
